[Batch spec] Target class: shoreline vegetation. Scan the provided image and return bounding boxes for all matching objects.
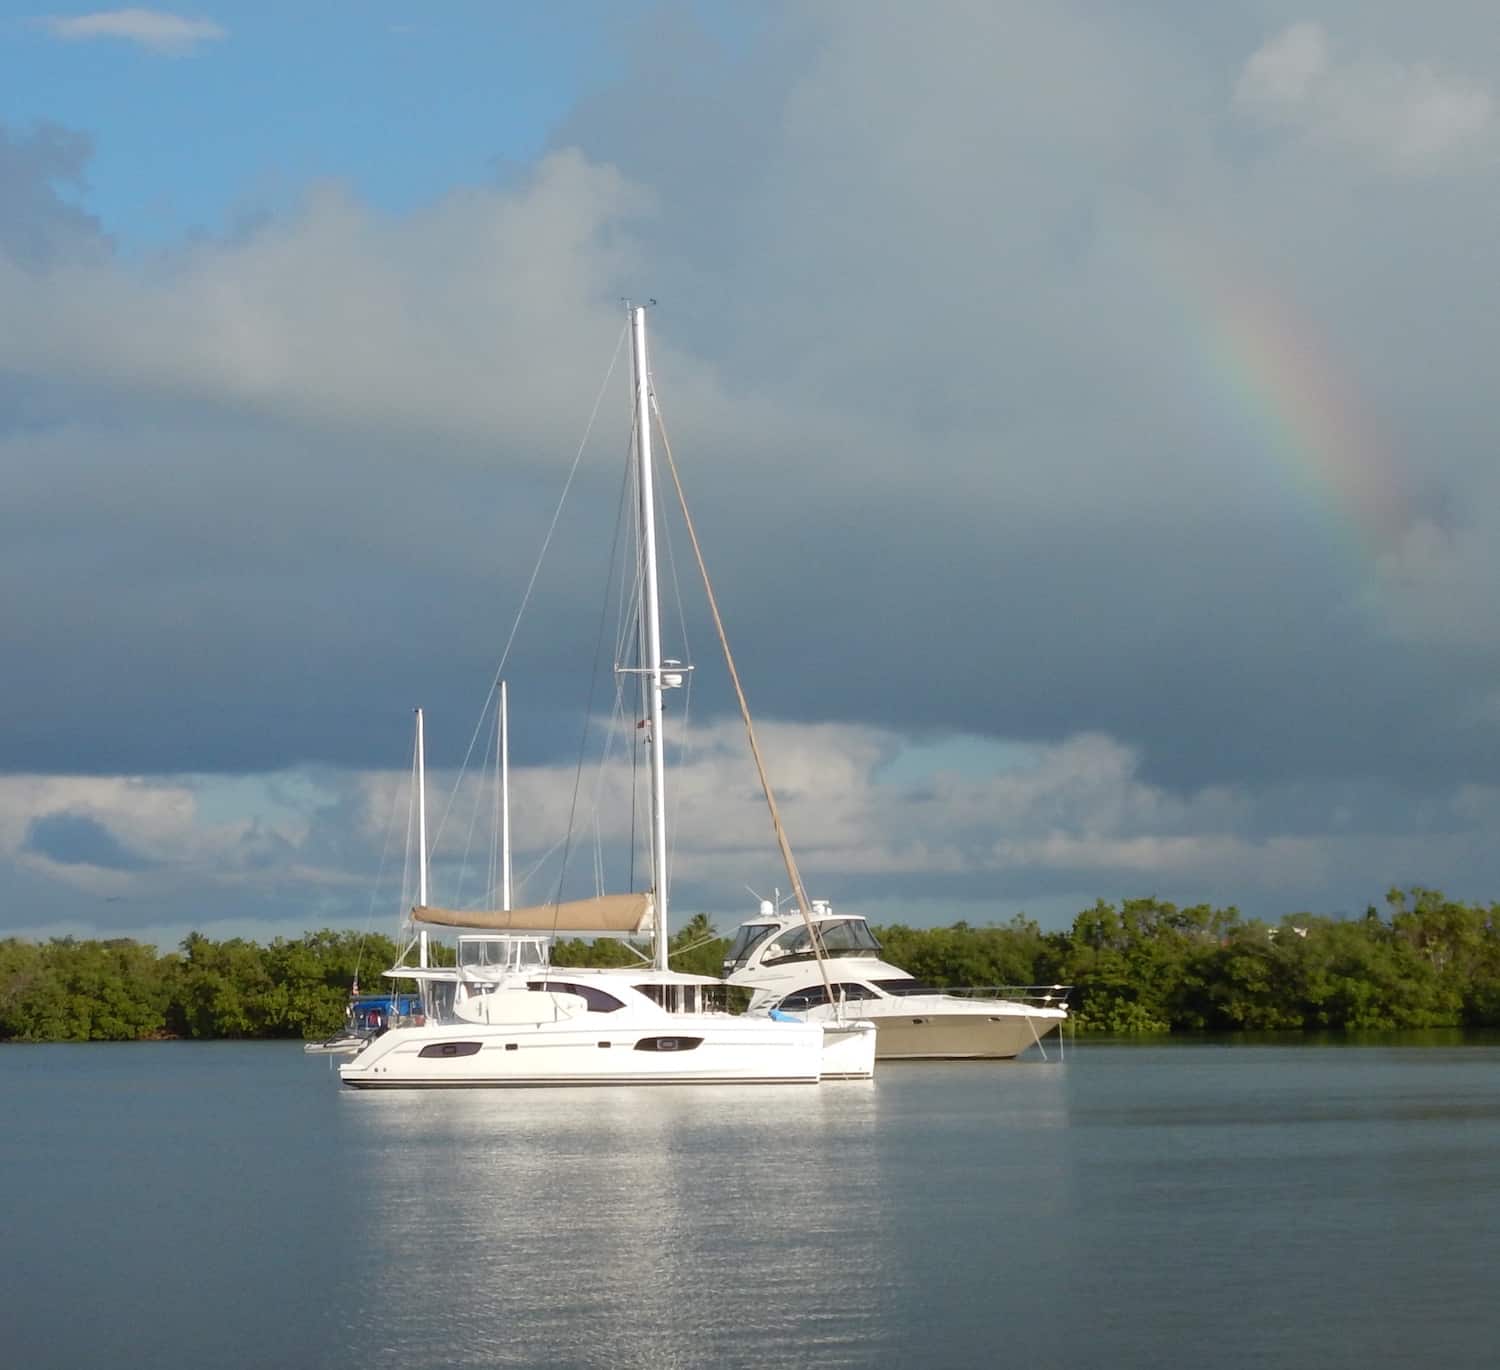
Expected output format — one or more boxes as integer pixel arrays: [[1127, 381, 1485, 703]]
[[2, 888, 1498, 1043]]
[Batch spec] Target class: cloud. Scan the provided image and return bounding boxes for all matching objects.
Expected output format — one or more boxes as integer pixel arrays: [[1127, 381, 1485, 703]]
[[0, 151, 652, 446], [25, 811, 156, 870], [38, 9, 227, 55], [5, 4, 1500, 940], [1235, 21, 1493, 172], [0, 122, 103, 267], [3, 719, 1497, 945]]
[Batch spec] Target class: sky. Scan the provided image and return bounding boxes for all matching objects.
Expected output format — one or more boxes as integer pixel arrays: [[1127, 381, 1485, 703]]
[[3, 1, 1500, 949]]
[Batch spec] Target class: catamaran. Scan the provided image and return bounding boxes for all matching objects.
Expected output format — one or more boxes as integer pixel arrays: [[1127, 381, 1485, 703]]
[[336, 306, 874, 1087]]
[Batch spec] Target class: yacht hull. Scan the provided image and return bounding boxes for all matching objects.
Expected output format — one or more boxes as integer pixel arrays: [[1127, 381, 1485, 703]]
[[338, 1017, 827, 1088], [871, 1011, 1063, 1060]]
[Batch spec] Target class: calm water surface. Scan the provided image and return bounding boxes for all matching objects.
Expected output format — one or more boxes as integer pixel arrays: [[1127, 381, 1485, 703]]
[[3, 1039, 1498, 1368]]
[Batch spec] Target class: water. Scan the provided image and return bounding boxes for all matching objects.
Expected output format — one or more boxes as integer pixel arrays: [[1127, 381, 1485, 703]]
[[4, 1039, 1498, 1369]]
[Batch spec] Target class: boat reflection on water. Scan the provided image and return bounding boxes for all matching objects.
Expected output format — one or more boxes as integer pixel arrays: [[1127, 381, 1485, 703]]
[[330, 1063, 1077, 1368], [336, 1082, 885, 1366]]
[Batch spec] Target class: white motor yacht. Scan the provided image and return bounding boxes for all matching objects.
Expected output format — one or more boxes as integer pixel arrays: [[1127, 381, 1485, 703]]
[[724, 902, 1068, 1060]]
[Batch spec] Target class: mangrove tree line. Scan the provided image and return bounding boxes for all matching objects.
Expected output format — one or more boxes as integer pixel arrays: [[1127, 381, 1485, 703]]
[[3, 888, 1499, 1041]]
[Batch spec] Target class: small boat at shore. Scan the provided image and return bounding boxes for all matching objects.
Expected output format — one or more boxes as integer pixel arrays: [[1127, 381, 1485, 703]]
[[303, 991, 424, 1055]]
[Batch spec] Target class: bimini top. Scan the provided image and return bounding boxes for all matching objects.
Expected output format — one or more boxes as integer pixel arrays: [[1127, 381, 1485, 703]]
[[412, 893, 653, 935]]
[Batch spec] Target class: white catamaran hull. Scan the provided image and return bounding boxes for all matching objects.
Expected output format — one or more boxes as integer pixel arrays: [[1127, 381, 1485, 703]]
[[339, 1017, 832, 1087], [818, 1020, 879, 1077]]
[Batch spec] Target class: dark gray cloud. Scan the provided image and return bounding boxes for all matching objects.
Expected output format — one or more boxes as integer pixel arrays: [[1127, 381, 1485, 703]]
[[0, 121, 105, 268], [25, 811, 155, 869], [3, 4, 1500, 935]]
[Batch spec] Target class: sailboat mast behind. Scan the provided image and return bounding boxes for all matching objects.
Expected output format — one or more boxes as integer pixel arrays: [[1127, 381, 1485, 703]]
[[631, 305, 671, 972]]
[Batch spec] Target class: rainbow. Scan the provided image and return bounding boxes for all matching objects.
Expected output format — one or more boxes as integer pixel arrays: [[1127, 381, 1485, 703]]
[[1162, 230, 1411, 561]]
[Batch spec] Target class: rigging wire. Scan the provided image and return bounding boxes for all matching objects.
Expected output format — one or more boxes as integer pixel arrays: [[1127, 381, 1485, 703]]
[[429, 320, 628, 863], [650, 391, 838, 1004], [352, 746, 411, 993], [547, 412, 638, 937], [582, 461, 637, 896], [654, 432, 694, 914]]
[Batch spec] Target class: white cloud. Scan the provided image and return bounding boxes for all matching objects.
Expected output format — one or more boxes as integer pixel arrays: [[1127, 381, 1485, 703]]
[[39, 9, 226, 55], [0, 152, 669, 454], [1237, 21, 1329, 111], [1235, 21, 1493, 172], [0, 718, 1459, 942]]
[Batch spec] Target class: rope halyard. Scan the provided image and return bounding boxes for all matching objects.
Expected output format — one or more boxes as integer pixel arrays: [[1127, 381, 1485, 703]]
[[649, 395, 838, 1009]]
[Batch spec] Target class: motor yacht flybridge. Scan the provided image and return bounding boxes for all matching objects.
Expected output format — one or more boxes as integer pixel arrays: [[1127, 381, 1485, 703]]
[[336, 306, 874, 1087], [723, 902, 1069, 1060]]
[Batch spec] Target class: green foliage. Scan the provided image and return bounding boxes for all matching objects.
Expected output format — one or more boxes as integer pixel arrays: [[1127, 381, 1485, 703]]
[[0, 929, 398, 1043], [3, 889, 1499, 1041]]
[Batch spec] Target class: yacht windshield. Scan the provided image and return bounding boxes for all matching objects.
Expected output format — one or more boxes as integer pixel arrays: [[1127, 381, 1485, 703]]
[[723, 923, 777, 969], [818, 920, 882, 955], [762, 919, 883, 965]]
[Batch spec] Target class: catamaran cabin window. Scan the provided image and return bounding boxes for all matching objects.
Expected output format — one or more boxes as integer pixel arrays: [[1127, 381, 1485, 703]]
[[461, 939, 508, 967], [528, 981, 625, 1013], [634, 983, 702, 1014], [460, 937, 549, 970]]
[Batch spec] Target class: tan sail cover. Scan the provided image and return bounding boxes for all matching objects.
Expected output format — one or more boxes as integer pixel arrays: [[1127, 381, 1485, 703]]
[[412, 892, 653, 935]]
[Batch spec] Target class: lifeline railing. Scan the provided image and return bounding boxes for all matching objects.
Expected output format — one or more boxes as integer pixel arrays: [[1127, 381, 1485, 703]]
[[910, 985, 1073, 1011]]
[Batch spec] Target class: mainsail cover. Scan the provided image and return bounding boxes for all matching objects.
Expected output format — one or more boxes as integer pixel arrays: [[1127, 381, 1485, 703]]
[[411, 893, 653, 935]]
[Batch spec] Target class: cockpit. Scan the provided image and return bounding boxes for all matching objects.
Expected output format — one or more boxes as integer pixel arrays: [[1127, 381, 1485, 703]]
[[457, 935, 551, 974], [722, 916, 883, 973]]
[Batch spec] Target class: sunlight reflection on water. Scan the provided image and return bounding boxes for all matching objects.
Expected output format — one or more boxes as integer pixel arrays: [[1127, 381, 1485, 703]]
[[6, 1044, 1499, 1369]]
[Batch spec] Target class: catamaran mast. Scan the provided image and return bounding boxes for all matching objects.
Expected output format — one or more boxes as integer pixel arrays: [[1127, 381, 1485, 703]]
[[416, 706, 429, 969], [631, 304, 671, 972], [500, 680, 512, 912]]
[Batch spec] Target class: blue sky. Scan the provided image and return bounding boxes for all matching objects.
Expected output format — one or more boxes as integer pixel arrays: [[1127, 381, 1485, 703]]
[[4, 2, 1500, 948], [3, 3, 621, 244]]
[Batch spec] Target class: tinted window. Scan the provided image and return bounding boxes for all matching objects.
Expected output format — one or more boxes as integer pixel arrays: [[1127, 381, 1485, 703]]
[[528, 981, 625, 1013], [778, 985, 830, 1012], [418, 1041, 482, 1059], [873, 978, 936, 996], [633, 1036, 704, 1052]]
